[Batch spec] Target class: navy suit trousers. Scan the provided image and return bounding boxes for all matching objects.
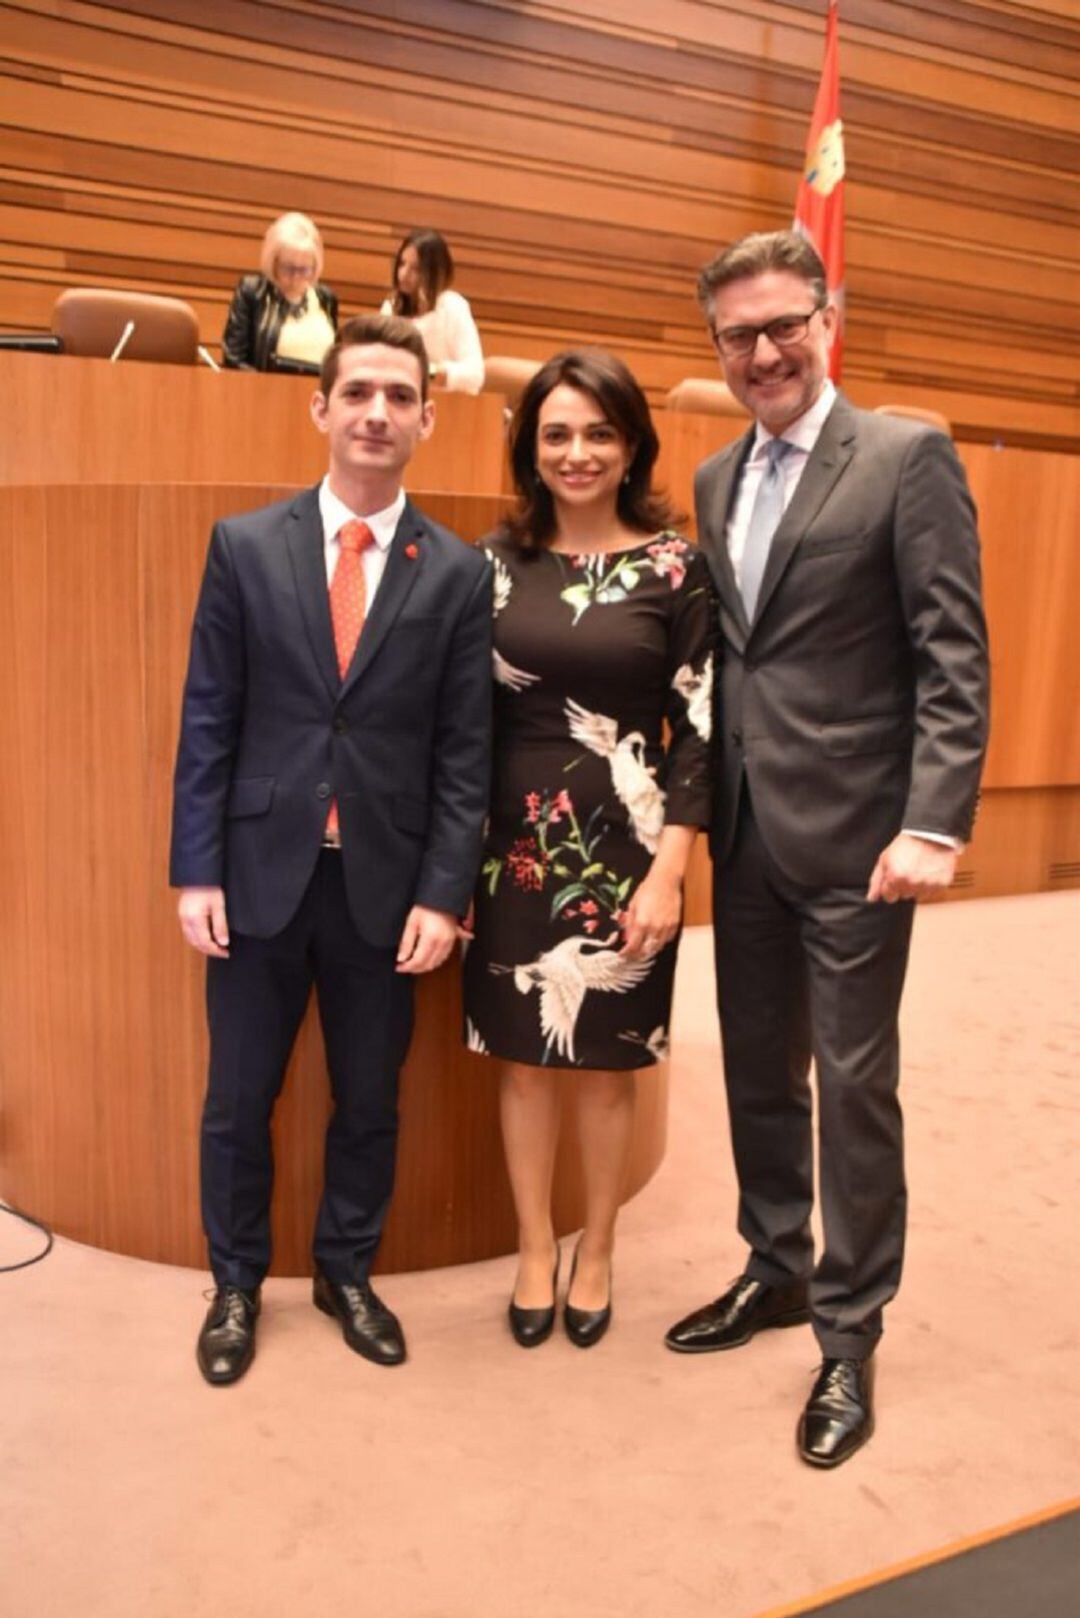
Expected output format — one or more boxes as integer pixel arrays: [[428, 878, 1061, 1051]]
[[201, 851, 414, 1289]]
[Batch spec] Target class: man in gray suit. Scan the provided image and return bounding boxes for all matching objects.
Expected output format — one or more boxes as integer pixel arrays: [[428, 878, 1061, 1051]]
[[665, 231, 989, 1466]]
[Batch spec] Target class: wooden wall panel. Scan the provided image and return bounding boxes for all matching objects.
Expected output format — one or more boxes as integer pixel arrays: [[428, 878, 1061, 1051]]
[[0, 480, 666, 1272], [4, 359, 1075, 797], [3, 354, 1076, 794], [0, 0, 1076, 443], [0, 350, 512, 493], [965, 444, 1080, 790], [682, 786, 1080, 926], [0, 354, 1074, 1265], [656, 411, 1080, 795]]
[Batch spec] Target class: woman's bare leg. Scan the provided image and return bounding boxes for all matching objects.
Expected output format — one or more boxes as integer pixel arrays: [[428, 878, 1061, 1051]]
[[499, 1061, 562, 1305], [570, 1068, 636, 1308]]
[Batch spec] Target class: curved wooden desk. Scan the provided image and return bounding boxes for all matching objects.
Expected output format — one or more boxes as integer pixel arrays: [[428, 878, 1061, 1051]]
[[0, 478, 668, 1275], [2, 354, 1075, 1273], [0, 350, 513, 495]]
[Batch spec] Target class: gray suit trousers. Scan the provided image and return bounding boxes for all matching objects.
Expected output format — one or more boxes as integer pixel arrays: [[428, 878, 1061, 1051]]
[[713, 792, 914, 1359]]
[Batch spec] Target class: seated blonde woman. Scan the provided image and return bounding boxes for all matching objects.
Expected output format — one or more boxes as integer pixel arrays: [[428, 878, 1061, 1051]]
[[222, 212, 338, 371]]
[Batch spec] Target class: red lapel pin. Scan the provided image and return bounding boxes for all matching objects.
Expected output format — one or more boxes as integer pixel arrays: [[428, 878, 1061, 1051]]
[[404, 543, 419, 559]]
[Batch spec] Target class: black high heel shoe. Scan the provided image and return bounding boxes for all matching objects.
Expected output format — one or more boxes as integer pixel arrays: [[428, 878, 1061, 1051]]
[[564, 1245, 612, 1348], [508, 1247, 560, 1348]]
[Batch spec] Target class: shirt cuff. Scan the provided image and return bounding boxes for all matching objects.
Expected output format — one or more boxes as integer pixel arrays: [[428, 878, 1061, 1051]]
[[901, 827, 963, 851]]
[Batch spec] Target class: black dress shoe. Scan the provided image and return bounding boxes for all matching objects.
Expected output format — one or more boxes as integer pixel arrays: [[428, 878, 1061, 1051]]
[[564, 1247, 612, 1349], [313, 1271, 406, 1366], [508, 1248, 560, 1348], [664, 1274, 809, 1353], [798, 1356, 876, 1468], [196, 1284, 260, 1386]]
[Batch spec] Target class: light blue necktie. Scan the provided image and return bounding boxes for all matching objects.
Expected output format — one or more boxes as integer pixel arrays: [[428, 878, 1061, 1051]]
[[740, 437, 794, 620]]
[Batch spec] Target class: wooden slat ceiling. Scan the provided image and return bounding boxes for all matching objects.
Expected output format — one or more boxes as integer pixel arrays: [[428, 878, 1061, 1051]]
[[0, 0, 1076, 440]]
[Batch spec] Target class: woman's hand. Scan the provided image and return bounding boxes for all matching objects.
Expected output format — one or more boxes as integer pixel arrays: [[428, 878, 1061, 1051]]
[[621, 869, 682, 960], [620, 824, 698, 960]]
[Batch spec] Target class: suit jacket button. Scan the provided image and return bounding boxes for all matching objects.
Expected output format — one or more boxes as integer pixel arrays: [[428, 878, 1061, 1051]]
[[316, 782, 331, 799], [731, 728, 743, 746], [744, 658, 757, 673], [332, 717, 348, 735]]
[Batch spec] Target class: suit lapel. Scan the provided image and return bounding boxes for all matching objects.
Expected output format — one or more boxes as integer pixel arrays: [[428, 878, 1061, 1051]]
[[340, 499, 426, 695], [750, 394, 857, 631], [700, 428, 755, 646], [285, 486, 340, 701]]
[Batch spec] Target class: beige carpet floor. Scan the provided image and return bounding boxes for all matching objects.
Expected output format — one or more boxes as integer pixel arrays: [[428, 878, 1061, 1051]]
[[2, 892, 1077, 1618]]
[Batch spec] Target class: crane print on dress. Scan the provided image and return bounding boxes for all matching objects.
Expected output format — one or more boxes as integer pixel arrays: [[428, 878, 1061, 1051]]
[[486, 549, 513, 616], [490, 933, 655, 1065], [486, 547, 541, 692], [618, 1025, 670, 1061], [463, 534, 714, 1070], [493, 648, 541, 692], [564, 698, 666, 854], [671, 652, 713, 744]]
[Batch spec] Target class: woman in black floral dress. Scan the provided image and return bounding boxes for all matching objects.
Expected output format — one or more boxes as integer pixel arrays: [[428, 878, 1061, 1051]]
[[462, 350, 713, 1347]]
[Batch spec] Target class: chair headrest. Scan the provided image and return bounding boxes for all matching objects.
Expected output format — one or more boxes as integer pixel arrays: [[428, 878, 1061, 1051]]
[[52, 288, 200, 364]]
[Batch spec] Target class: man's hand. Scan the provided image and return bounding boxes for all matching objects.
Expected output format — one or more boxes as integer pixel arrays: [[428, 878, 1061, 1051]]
[[178, 886, 231, 957], [866, 834, 959, 904], [396, 905, 458, 974]]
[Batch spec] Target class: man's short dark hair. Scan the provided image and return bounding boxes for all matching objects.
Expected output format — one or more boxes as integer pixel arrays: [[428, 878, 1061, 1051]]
[[697, 230, 828, 319], [319, 314, 430, 399]]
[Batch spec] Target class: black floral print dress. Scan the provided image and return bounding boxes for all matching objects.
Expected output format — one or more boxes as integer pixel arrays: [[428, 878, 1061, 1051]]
[[462, 532, 714, 1070]]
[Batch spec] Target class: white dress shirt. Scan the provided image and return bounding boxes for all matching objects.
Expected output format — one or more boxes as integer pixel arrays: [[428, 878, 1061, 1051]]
[[725, 379, 837, 590], [319, 478, 406, 605], [725, 380, 958, 852]]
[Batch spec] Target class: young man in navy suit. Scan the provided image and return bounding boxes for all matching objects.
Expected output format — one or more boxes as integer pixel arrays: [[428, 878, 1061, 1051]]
[[171, 315, 492, 1384]]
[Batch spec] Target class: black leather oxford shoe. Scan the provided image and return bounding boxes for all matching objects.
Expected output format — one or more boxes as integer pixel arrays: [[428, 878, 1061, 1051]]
[[664, 1274, 809, 1353], [196, 1284, 260, 1386], [797, 1356, 876, 1468], [313, 1271, 406, 1366]]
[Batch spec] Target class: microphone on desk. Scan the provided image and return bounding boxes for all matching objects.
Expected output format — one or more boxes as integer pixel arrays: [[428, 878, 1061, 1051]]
[[109, 320, 136, 362], [197, 346, 221, 372]]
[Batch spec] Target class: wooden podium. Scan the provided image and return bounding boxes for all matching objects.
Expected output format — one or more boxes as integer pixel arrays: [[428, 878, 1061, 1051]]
[[1, 352, 1076, 1274], [0, 355, 669, 1274]]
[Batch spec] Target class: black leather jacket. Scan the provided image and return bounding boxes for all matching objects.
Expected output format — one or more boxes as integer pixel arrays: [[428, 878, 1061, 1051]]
[[221, 275, 339, 370]]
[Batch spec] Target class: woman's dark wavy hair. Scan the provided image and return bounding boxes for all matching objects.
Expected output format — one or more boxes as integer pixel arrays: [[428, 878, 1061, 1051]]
[[389, 226, 454, 318], [503, 349, 678, 551]]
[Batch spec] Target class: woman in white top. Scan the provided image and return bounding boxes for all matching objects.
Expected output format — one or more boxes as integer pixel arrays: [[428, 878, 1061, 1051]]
[[381, 228, 484, 394]]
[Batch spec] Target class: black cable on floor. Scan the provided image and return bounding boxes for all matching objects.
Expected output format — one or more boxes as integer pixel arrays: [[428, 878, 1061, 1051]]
[[0, 1201, 54, 1271]]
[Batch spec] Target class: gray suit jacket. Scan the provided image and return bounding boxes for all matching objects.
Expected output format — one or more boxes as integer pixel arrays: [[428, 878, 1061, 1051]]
[[695, 394, 989, 887]]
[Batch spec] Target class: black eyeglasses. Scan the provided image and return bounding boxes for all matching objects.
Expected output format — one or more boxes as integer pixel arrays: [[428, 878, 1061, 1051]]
[[712, 302, 826, 360]]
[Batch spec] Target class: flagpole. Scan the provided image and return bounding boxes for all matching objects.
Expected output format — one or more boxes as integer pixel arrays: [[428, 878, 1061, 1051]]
[[794, 0, 845, 381]]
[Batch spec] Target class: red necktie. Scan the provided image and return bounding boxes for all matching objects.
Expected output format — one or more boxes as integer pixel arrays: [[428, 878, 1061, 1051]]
[[330, 518, 375, 676], [325, 518, 375, 841]]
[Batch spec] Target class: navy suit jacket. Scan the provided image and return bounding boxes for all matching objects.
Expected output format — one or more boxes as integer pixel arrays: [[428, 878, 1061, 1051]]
[[170, 486, 492, 947]]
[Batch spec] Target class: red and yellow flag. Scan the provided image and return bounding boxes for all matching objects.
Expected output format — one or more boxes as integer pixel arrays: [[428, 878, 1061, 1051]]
[[794, 0, 845, 380]]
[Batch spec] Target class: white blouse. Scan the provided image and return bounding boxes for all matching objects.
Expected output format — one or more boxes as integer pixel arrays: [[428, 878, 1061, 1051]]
[[380, 288, 484, 394]]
